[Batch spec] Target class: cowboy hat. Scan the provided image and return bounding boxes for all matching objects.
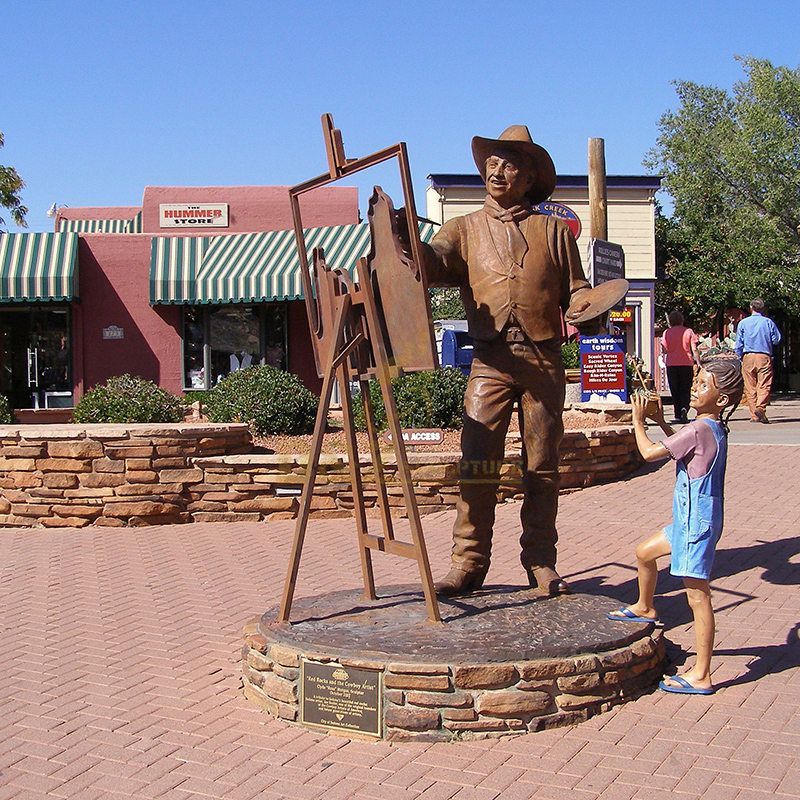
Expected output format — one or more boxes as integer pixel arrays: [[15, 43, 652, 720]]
[[471, 125, 557, 205]]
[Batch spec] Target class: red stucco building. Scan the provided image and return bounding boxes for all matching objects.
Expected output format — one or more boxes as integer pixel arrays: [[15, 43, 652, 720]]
[[0, 185, 362, 416]]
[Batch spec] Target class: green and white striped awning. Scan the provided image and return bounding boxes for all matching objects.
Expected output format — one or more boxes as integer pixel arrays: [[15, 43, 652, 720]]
[[59, 211, 142, 233], [128, 211, 143, 233], [0, 232, 79, 302], [149, 236, 209, 304], [150, 222, 438, 304]]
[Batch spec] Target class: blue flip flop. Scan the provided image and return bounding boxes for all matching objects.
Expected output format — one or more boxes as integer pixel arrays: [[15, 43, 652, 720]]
[[606, 607, 662, 627], [659, 676, 715, 695]]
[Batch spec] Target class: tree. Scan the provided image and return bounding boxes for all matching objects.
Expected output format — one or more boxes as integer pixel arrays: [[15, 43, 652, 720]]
[[646, 57, 800, 328], [0, 132, 27, 230]]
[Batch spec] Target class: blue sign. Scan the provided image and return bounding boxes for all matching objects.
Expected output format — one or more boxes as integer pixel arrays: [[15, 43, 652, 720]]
[[535, 201, 582, 239], [579, 335, 628, 403]]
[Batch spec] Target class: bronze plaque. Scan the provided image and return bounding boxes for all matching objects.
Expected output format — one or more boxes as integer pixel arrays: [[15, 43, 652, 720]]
[[300, 660, 382, 737]]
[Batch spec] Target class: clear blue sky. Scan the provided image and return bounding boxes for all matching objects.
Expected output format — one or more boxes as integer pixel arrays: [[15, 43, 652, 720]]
[[3, 0, 798, 232]]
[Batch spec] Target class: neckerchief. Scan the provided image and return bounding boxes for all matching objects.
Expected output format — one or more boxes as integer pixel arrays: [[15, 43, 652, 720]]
[[482, 195, 532, 266]]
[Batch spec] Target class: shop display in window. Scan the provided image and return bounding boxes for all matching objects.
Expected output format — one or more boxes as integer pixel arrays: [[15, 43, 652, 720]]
[[183, 307, 206, 389], [182, 303, 287, 390]]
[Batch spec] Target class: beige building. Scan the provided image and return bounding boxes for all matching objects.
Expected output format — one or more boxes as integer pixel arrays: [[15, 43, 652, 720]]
[[425, 174, 661, 375]]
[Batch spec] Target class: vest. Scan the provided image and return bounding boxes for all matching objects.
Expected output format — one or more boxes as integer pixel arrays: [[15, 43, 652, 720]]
[[430, 211, 590, 343]]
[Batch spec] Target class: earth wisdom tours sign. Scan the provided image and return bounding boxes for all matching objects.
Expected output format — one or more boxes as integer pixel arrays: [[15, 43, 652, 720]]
[[159, 203, 229, 228], [579, 334, 628, 403]]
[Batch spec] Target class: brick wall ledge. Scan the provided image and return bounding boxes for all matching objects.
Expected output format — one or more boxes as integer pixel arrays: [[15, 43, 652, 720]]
[[182, 426, 641, 523], [0, 423, 253, 528], [0, 422, 251, 439], [192, 425, 636, 468], [1, 425, 640, 528], [565, 402, 632, 414]]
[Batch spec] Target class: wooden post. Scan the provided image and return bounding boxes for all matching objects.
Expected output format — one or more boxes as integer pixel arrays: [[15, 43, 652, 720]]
[[588, 138, 608, 241]]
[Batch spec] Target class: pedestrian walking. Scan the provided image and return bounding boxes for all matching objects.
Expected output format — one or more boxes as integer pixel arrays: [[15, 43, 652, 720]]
[[735, 298, 782, 423], [660, 310, 701, 423], [607, 354, 744, 695]]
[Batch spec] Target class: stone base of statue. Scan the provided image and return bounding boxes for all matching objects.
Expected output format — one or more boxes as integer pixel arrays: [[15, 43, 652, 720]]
[[241, 585, 665, 742]]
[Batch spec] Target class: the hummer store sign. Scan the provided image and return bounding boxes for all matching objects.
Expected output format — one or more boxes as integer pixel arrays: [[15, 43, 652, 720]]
[[159, 203, 229, 228]]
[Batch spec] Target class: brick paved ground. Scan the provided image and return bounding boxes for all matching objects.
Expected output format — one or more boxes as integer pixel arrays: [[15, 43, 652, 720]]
[[0, 427, 798, 798]]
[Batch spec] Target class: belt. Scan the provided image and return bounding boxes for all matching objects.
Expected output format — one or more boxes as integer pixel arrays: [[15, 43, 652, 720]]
[[744, 351, 771, 356], [504, 325, 527, 343]]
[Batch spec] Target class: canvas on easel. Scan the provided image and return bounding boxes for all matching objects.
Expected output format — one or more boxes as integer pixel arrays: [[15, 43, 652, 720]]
[[278, 115, 442, 624]]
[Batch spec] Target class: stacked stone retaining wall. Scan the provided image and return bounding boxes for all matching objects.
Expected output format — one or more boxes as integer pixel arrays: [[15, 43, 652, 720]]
[[0, 425, 640, 528], [241, 619, 666, 741], [189, 426, 641, 523], [0, 424, 252, 528]]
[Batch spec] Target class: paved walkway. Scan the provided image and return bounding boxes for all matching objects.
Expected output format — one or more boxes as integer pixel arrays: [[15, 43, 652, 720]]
[[654, 394, 800, 446], [1, 406, 798, 799]]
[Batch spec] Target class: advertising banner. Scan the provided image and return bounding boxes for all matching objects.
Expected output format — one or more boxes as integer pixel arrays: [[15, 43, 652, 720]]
[[534, 201, 582, 239], [580, 334, 628, 403], [159, 203, 229, 228], [609, 307, 633, 325]]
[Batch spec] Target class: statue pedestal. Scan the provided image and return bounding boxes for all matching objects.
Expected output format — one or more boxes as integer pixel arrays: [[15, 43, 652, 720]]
[[242, 586, 665, 742]]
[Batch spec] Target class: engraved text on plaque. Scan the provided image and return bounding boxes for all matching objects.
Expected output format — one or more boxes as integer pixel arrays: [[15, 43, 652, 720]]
[[301, 660, 382, 737]]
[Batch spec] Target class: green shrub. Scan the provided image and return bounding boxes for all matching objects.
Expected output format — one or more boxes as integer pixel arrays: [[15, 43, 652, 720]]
[[352, 379, 386, 432], [561, 340, 580, 370], [73, 374, 184, 424], [353, 367, 468, 431], [182, 390, 210, 406], [0, 394, 12, 424], [205, 365, 318, 435]]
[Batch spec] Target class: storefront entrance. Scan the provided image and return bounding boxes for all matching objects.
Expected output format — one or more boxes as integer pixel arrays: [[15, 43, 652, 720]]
[[0, 306, 72, 410]]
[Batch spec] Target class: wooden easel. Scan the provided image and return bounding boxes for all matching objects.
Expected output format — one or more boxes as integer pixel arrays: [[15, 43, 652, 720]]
[[277, 115, 442, 624]]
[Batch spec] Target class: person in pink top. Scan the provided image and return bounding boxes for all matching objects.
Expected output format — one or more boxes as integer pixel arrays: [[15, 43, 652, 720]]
[[661, 310, 701, 423]]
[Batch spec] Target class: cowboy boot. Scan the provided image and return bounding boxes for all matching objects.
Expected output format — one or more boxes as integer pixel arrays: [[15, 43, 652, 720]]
[[440, 471, 494, 598], [526, 565, 570, 596], [434, 567, 488, 597]]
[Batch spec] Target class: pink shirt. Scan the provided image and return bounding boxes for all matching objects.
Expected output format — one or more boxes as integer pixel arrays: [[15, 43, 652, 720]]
[[661, 325, 698, 367], [662, 418, 720, 479]]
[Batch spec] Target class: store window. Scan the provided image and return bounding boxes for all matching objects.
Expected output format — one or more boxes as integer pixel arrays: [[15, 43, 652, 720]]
[[183, 308, 206, 390], [209, 306, 260, 386], [182, 304, 287, 390], [0, 306, 72, 409]]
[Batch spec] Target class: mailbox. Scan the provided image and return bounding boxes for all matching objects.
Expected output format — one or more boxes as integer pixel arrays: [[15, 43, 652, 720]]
[[440, 329, 474, 375]]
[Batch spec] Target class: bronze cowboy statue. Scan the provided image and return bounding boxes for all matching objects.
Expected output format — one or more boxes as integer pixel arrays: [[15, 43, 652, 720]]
[[415, 124, 617, 598]]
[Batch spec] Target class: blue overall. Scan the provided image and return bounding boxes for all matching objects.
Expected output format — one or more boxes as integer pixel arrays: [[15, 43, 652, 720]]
[[664, 418, 727, 580]]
